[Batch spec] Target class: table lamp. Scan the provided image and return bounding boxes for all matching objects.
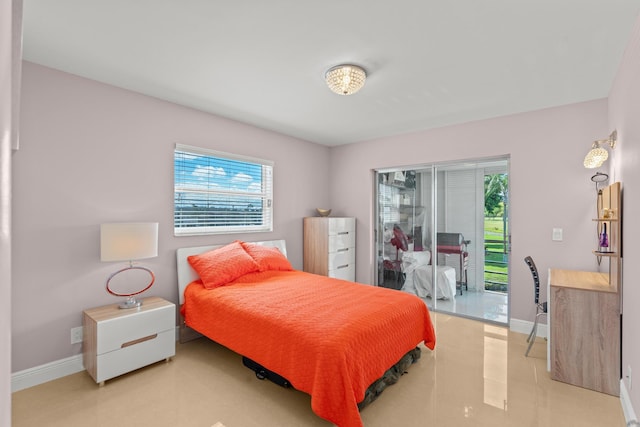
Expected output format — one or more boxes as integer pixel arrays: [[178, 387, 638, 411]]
[[100, 222, 159, 309]]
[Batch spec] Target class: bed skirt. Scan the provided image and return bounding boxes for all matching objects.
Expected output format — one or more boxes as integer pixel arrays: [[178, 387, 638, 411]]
[[357, 347, 421, 410], [242, 346, 422, 411]]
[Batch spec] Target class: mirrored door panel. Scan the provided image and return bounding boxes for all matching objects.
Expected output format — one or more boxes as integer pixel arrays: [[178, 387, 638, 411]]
[[374, 158, 509, 324]]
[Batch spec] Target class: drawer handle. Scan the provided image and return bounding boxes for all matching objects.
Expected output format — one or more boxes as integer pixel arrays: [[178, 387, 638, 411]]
[[337, 231, 350, 235], [337, 248, 350, 252], [121, 333, 158, 348], [337, 264, 349, 269]]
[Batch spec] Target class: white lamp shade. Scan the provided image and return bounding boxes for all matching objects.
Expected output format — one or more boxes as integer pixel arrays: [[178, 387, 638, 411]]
[[101, 222, 159, 262]]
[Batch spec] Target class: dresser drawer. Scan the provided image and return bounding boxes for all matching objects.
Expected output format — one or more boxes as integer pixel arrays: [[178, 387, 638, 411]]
[[304, 216, 356, 280], [328, 217, 355, 235], [329, 263, 355, 281], [328, 248, 356, 270], [96, 305, 175, 354], [95, 329, 175, 383], [328, 232, 355, 252]]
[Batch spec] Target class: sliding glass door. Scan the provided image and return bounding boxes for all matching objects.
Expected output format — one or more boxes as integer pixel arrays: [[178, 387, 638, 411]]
[[374, 157, 509, 324]]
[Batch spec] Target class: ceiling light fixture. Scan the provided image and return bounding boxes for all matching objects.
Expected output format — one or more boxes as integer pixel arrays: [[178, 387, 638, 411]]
[[325, 64, 366, 95], [583, 130, 617, 169]]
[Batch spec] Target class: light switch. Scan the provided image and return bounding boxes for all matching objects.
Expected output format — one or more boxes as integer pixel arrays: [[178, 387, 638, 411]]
[[552, 228, 563, 241]]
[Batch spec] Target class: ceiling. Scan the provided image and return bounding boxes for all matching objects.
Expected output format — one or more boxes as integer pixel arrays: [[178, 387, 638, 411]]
[[21, 1, 640, 146]]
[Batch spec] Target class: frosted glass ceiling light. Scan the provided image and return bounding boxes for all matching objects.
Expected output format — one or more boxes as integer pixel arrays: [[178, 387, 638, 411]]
[[325, 64, 366, 95], [583, 130, 617, 169]]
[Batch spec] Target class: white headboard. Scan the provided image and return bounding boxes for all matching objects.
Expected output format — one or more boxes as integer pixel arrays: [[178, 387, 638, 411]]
[[176, 239, 287, 305]]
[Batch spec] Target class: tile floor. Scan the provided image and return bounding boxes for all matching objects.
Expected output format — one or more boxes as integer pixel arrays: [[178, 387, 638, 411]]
[[383, 271, 509, 324], [426, 289, 509, 324], [12, 312, 625, 427]]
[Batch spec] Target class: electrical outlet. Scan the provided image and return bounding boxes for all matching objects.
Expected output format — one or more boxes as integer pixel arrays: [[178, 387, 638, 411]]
[[71, 326, 83, 344]]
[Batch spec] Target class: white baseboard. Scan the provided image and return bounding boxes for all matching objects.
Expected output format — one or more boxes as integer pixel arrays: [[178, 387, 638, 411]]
[[11, 354, 84, 392], [510, 317, 547, 339], [13, 329, 638, 426], [621, 378, 638, 425], [14, 323, 544, 393], [11, 324, 547, 393], [12, 326, 181, 392]]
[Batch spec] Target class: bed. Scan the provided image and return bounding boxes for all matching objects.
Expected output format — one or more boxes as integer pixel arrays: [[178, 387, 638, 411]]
[[401, 251, 457, 300], [177, 239, 436, 427]]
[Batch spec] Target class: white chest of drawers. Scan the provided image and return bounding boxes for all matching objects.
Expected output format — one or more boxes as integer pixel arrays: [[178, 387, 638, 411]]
[[303, 217, 356, 281], [83, 296, 175, 385]]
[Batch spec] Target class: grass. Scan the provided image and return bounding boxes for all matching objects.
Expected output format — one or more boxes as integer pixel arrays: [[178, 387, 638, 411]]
[[484, 216, 508, 292]]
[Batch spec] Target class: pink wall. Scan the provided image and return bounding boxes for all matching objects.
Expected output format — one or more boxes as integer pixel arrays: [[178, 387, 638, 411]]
[[330, 99, 610, 324], [12, 62, 331, 371], [609, 14, 640, 414]]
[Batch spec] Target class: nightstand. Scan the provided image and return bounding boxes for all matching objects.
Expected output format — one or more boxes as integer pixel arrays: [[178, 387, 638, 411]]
[[83, 296, 176, 385]]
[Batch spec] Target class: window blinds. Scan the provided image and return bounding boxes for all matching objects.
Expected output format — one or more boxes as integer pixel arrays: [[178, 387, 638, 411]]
[[174, 144, 273, 235]]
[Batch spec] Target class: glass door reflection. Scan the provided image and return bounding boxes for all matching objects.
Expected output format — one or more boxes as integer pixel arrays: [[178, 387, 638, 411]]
[[375, 158, 509, 324]]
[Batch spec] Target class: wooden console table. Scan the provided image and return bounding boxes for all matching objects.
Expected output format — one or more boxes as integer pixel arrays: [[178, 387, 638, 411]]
[[549, 268, 620, 396]]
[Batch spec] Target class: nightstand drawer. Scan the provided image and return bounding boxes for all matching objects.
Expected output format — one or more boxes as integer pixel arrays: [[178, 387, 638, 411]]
[[96, 305, 174, 354], [95, 329, 175, 383], [83, 297, 176, 384]]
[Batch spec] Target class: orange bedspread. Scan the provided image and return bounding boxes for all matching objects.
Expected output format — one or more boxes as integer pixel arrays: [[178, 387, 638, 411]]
[[182, 270, 436, 427]]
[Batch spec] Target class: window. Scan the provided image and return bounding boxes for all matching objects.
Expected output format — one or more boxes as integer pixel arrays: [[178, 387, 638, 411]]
[[174, 144, 273, 235]]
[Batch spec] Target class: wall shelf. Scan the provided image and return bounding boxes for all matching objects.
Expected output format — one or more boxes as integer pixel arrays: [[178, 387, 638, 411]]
[[592, 251, 617, 257]]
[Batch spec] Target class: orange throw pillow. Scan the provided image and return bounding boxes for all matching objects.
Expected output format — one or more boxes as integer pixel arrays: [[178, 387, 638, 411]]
[[188, 241, 260, 289], [241, 242, 293, 272]]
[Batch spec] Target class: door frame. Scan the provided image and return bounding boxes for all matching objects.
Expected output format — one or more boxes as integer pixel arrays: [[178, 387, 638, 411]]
[[373, 156, 510, 325]]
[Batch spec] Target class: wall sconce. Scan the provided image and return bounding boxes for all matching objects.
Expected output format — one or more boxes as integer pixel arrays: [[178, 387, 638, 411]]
[[101, 222, 159, 309], [583, 130, 617, 169]]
